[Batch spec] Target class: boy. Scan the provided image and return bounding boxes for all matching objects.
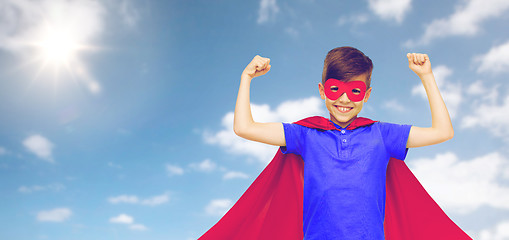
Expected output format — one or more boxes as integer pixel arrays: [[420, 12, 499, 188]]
[[199, 47, 471, 240]]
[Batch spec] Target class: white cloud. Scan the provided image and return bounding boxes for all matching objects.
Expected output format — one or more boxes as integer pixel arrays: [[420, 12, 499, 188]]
[[478, 220, 509, 240], [0, 147, 6, 155], [108, 195, 139, 204], [129, 223, 148, 231], [475, 40, 509, 75], [204, 97, 324, 164], [411, 65, 462, 118], [337, 14, 370, 26], [166, 164, 184, 176], [109, 214, 149, 231], [37, 208, 72, 222], [382, 99, 405, 112], [408, 152, 509, 214], [223, 171, 249, 180], [119, 0, 140, 28], [22, 134, 55, 163], [189, 159, 217, 172], [205, 199, 233, 217], [284, 27, 299, 37], [257, 0, 279, 24], [18, 183, 65, 193], [465, 80, 489, 96], [109, 214, 134, 224], [368, 0, 412, 23], [117, 128, 132, 136], [273, 97, 325, 122], [108, 192, 169, 206], [461, 83, 509, 139], [405, 0, 509, 46], [0, 0, 106, 94], [107, 162, 122, 169], [188, 159, 248, 180], [0, 0, 103, 50], [140, 193, 169, 206]]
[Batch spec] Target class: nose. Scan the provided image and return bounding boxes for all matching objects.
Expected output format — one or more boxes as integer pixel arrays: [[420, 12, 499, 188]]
[[338, 92, 350, 103]]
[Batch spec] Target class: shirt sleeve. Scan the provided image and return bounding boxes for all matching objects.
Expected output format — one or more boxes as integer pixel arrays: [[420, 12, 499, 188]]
[[280, 123, 307, 156], [378, 122, 412, 160]]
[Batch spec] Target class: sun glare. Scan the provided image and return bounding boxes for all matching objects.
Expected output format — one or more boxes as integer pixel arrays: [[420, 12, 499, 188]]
[[10, 0, 104, 95], [37, 29, 81, 66], [41, 33, 75, 63], [26, 25, 102, 94]]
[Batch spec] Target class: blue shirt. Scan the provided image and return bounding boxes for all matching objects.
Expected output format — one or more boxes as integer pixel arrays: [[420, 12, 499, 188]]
[[281, 120, 411, 240]]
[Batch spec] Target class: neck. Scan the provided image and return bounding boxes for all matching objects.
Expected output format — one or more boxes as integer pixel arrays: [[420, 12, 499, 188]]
[[330, 115, 358, 128]]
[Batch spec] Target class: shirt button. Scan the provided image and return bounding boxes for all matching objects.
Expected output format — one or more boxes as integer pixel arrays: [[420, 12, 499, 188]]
[[342, 139, 347, 143], [341, 130, 346, 134]]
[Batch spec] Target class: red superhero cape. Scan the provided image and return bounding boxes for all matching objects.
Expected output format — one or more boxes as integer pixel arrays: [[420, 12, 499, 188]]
[[199, 116, 472, 240]]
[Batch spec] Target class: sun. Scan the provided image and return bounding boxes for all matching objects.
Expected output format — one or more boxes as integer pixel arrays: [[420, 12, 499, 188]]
[[40, 31, 78, 64], [8, 0, 105, 95], [26, 23, 101, 94], [35, 27, 83, 68]]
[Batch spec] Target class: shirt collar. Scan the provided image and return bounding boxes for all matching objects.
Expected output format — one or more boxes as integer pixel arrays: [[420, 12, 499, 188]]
[[294, 116, 377, 131]]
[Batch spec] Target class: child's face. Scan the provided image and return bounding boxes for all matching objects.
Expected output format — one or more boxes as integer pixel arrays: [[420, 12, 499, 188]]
[[318, 73, 372, 128]]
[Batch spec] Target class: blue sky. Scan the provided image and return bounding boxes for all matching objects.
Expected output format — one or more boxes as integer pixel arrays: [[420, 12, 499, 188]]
[[1, 0, 509, 239]]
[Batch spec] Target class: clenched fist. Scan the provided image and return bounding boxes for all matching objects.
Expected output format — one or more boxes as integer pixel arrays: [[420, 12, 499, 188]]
[[242, 55, 271, 79], [407, 53, 432, 77]]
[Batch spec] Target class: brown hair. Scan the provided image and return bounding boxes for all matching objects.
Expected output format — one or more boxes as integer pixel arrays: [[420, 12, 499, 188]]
[[322, 46, 373, 88]]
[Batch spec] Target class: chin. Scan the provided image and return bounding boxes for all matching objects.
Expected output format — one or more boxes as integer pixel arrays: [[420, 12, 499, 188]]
[[330, 114, 356, 125]]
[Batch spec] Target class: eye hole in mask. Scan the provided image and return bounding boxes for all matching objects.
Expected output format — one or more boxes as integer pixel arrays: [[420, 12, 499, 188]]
[[324, 79, 367, 102]]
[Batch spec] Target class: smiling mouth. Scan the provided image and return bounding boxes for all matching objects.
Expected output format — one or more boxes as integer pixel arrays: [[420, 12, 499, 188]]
[[335, 106, 353, 113]]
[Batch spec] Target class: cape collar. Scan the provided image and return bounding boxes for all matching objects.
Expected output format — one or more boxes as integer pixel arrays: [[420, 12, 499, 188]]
[[294, 116, 377, 131]]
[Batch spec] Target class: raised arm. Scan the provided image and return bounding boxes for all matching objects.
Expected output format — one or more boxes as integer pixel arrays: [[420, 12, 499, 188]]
[[406, 53, 454, 148], [233, 55, 286, 146]]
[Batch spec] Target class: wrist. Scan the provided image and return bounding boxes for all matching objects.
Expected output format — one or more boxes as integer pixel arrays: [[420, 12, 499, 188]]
[[241, 74, 253, 82], [418, 72, 434, 80]]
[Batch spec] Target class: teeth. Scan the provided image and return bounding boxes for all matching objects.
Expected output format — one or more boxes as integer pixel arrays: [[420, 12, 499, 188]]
[[336, 106, 351, 112]]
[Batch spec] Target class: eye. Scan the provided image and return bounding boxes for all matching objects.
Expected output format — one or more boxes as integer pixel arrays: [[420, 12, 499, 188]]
[[330, 86, 339, 92], [352, 88, 361, 94]]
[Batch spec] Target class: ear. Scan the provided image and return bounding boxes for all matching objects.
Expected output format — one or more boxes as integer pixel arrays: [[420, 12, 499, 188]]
[[364, 87, 372, 103], [318, 83, 326, 100]]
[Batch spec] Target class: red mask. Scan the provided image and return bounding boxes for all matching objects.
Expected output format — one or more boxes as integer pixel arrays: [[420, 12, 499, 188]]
[[323, 78, 367, 102]]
